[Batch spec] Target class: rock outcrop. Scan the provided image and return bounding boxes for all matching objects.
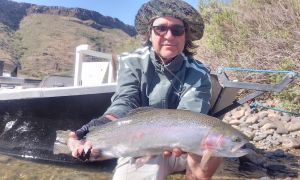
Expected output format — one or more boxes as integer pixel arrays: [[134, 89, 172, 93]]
[[0, 0, 31, 29], [0, 0, 136, 36]]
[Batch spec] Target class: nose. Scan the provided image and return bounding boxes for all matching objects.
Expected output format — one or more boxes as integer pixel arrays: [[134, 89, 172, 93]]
[[164, 29, 174, 38]]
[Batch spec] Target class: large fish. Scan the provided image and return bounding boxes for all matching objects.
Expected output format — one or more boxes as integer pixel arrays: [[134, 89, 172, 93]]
[[54, 108, 249, 165]]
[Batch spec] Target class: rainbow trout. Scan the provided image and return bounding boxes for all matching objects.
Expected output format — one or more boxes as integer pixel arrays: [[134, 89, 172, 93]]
[[54, 108, 249, 163]]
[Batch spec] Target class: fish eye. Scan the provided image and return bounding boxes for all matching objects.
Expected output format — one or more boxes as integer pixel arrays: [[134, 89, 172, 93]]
[[231, 136, 241, 142]]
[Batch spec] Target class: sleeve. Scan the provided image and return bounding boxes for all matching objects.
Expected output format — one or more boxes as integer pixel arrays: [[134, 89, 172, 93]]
[[177, 65, 212, 114], [104, 56, 142, 118], [75, 116, 111, 139]]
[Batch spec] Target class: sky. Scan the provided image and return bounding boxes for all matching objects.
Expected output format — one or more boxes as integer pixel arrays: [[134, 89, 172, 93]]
[[12, 0, 200, 26]]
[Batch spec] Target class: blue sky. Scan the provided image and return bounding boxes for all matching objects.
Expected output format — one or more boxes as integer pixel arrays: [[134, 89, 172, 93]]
[[12, 0, 200, 25]]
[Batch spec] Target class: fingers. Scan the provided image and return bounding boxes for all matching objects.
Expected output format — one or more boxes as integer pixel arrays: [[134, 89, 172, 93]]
[[68, 132, 103, 161], [68, 131, 88, 159], [69, 131, 78, 139], [83, 141, 92, 153], [186, 153, 223, 179], [69, 139, 85, 158], [163, 148, 185, 158], [163, 150, 172, 157], [172, 148, 184, 157], [188, 152, 223, 169]]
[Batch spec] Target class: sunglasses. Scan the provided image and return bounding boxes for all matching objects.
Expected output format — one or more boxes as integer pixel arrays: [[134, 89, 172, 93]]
[[151, 25, 186, 37]]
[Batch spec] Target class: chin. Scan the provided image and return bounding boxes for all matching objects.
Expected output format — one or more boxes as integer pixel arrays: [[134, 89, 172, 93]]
[[160, 54, 173, 60], [160, 51, 178, 59]]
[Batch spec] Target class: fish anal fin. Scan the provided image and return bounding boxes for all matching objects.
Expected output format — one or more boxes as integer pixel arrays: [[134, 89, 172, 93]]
[[200, 150, 214, 171]]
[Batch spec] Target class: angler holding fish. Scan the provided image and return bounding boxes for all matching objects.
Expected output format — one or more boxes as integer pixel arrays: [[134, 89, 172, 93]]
[[55, 108, 249, 177], [56, 0, 249, 179]]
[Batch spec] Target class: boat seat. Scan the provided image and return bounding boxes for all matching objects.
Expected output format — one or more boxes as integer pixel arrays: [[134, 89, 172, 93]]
[[81, 61, 110, 86], [209, 74, 239, 119]]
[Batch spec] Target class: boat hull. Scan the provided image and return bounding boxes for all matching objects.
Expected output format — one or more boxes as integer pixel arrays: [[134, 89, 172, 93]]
[[0, 92, 114, 163]]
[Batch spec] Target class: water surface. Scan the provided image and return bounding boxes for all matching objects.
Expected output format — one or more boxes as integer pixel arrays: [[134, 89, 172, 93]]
[[1, 152, 299, 180]]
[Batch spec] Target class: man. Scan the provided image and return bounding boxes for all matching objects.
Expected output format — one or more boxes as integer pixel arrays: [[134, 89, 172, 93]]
[[68, 0, 222, 179]]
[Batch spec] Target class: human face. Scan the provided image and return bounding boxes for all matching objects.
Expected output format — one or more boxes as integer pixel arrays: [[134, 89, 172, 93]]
[[150, 16, 186, 63]]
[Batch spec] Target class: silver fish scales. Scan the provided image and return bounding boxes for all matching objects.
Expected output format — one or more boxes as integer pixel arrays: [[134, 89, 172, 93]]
[[54, 108, 249, 161]]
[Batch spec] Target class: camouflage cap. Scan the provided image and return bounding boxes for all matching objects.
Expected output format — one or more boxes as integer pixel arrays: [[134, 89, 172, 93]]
[[135, 0, 204, 41]]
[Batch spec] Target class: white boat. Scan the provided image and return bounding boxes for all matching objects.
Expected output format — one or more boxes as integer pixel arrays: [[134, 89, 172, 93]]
[[0, 44, 117, 162]]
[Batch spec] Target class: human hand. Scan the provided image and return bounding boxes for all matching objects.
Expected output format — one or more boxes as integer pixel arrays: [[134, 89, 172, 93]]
[[186, 152, 223, 180], [163, 147, 186, 158], [67, 131, 100, 161], [163, 148, 222, 179], [68, 115, 115, 161]]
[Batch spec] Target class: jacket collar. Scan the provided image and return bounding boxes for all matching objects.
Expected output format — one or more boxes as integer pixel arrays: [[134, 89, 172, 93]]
[[149, 47, 185, 73]]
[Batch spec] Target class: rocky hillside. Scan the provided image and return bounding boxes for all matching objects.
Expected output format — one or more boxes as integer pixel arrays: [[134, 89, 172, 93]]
[[0, 0, 136, 35], [26, 6, 136, 36], [196, 0, 300, 112], [0, 0, 31, 30], [0, 0, 139, 78]]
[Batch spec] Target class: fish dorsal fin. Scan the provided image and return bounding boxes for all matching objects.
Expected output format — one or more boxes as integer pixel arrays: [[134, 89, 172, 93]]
[[127, 107, 156, 117]]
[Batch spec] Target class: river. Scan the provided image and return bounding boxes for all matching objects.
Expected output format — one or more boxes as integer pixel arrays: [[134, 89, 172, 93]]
[[0, 105, 299, 179], [0, 149, 299, 180], [0, 154, 114, 179]]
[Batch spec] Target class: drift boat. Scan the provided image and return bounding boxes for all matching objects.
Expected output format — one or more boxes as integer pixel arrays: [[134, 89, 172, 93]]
[[1, 44, 296, 163]]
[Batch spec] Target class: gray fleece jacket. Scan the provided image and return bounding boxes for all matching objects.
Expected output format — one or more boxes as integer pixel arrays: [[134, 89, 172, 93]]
[[104, 46, 212, 118]]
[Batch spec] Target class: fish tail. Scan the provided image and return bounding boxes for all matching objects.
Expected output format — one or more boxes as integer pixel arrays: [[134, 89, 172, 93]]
[[53, 130, 72, 155]]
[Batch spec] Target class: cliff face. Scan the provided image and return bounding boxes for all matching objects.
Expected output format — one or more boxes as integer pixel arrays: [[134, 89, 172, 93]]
[[0, 0, 31, 29], [26, 6, 137, 36], [0, 0, 136, 36]]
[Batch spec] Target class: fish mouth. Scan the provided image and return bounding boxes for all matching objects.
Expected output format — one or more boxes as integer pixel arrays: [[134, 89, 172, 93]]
[[230, 144, 249, 157], [230, 143, 246, 153]]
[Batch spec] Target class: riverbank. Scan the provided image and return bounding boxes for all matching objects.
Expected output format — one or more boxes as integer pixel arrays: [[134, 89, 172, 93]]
[[217, 102, 300, 179], [223, 102, 300, 150]]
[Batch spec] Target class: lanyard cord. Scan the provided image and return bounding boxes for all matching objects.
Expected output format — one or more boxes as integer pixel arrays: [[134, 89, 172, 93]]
[[157, 56, 186, 97]]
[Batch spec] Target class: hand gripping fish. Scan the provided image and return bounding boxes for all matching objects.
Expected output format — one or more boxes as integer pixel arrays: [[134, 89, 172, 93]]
[[54, 108, 249, 167]]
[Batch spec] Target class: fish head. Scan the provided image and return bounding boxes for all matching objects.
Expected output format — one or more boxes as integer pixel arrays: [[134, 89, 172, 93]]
[[217, 134, 249, 157], [206, 125, 250, 157]]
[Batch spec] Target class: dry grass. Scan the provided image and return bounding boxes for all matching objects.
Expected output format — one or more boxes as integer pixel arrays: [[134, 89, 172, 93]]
[[16, 14, 140, 78], [0, 14, 140, 78]]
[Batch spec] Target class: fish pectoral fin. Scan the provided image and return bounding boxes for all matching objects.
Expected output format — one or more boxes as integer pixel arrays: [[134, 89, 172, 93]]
[[134, 155, 155, 168], [200, 150, 214, 171]]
